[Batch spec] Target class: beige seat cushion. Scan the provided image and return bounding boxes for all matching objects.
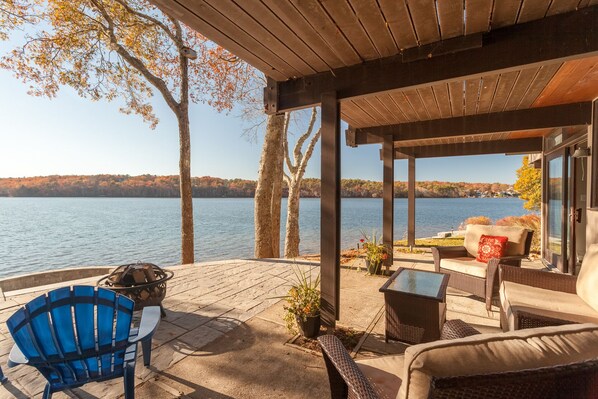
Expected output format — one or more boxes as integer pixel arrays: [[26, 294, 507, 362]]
[[464, 225, 528, 257], [398, 323, 598, 399], [500, 280, 598, 331], [576, 243, 598, 312], [440, 257, 487, 278], [356, 355, 404, 399]]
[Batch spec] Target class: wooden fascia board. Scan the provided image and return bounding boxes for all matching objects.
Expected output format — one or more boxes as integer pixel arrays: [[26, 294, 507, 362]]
[[394, 137, 543, 159], [350, 102, 592, 146]]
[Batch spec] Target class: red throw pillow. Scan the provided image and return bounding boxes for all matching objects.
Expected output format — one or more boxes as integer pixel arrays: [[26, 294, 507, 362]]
[[476, 235, 509, 263]]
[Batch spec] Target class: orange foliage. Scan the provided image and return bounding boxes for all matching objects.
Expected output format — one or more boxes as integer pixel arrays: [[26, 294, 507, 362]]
[[0, 175, 518, 199], [460, 216, 493, 229], [496, 214, 540, 253]]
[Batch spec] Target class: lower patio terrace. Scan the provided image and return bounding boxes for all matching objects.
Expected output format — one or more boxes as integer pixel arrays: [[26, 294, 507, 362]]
[[0, 254, 544, 399]]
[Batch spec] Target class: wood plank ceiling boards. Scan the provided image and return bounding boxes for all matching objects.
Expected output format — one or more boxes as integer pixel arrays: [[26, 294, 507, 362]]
[[150, 0, 598, 151]]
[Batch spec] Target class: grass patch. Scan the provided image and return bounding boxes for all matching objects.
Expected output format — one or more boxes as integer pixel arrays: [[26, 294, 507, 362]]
[[394, 236, 465, 247]]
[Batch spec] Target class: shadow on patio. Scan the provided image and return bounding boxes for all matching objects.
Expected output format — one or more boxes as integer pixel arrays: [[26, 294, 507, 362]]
[[0, 255, 543, 398]]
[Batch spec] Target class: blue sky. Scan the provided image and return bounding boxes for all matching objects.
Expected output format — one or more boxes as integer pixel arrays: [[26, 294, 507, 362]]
[[0, 66, 523, 184]]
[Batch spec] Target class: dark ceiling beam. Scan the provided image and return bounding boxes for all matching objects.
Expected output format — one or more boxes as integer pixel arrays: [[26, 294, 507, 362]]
[[265, 6, 598, 114], [394, 138, 543, 159], [347, 102, 592, 146]]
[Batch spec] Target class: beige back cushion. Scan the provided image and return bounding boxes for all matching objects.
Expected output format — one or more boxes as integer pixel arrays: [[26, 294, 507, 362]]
[[463, 224, 528, 257], [398, 323, 598, 399], [576, 244, 598, 312]]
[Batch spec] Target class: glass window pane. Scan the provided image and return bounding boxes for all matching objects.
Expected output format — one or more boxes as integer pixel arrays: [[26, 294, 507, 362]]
[[548, 157, 563, 255]]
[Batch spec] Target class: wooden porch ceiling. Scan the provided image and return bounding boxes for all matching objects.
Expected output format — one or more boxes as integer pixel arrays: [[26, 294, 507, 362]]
[[151, 0, 598, 151], [151, 0, 595, 80], [348, 55, 598, 151], [344, 55, 598, 129]]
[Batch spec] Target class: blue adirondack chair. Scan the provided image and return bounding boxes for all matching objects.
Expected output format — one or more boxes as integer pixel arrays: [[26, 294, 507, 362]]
[[5, 285, 160, 399]]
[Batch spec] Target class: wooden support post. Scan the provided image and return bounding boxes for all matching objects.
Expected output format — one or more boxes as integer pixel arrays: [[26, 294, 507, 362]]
[[383, 136, 394, 269], [320, 92, 340, 328], [591, 100, 598, 208], [408, 157, 416, 248]]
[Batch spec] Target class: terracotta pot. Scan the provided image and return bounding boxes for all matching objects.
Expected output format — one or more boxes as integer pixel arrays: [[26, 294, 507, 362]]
[[365, 259, 382, 275], [296, 314, 321, 338]]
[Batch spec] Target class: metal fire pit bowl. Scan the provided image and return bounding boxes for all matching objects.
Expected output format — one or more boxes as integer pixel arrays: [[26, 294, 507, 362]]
[[97, 262, 174, 317]]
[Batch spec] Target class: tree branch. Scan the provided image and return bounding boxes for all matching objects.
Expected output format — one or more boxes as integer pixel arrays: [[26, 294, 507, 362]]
[[293, 107, 317, 168], [297, 127, 321, 180], [283, 112, 296, 174], [283, 171, 291, 186], [113, 0, 179, 44], [165, 13, 183, 41], [90, 0, 180, 113]]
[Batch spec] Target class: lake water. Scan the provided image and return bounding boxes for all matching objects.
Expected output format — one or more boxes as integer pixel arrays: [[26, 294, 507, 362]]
[[0, 197, 528, 277]]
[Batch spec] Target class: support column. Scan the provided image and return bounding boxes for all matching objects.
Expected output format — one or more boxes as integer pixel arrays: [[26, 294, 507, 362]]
[[408, 157, 416, 247], [383, 136, 394, 268], [591, 100, 598, 209], [321, 92, 341, 328]]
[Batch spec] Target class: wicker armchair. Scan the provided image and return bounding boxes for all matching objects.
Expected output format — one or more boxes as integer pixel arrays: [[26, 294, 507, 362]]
[[499, 243, 598, 331], [319, 320, 479, 399], [319, 321, 598, 399], [432, 225, 533, 310]]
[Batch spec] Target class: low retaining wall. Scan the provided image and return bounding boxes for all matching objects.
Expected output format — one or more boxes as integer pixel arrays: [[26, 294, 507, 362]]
[[0, 266, 114, 298]]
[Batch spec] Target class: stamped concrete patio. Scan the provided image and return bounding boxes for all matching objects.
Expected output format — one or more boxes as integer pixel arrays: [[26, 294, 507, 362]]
[[0, 254, 543, 398]]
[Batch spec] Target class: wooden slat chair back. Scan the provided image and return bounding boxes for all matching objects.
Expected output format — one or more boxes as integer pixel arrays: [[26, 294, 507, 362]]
[[6, 286, 159, 399]]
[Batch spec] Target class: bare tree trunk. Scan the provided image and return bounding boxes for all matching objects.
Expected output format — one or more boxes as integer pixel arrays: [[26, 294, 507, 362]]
[[178, 108, 194, 264], [284, 181, 301, 258], [282, 107, 321, 259], [254, 113, 285, 258], [177, 48, 194, 265], [271, 136, 284, 257]]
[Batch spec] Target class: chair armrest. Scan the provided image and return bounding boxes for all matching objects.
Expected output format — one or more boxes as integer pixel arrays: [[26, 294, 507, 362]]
[[129, 306, 161, 344], [486, 257, 522, 310], [8, 344, 28, 368], [433, 246, 469, 258], [432, 246, 469, 271], [499, 265, 577, 294], [318, 335, 379, 399], [498, 255, 528, 261], [492, 255, 529, 268], [440, 319, 481, 340]]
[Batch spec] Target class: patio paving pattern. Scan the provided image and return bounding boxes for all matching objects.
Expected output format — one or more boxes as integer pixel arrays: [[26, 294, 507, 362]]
[[0, 254, 543, 398]]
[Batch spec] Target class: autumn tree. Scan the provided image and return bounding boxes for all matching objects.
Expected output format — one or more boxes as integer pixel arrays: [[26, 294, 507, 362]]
[[514, 156, 542, 211], [283, 108, 321, 258], [0, 0, 32, 40], [1, 0, 251, 264]]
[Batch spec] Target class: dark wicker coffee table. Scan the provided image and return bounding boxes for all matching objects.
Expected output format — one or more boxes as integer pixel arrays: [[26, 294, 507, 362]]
[[379, 268, 450, 344]]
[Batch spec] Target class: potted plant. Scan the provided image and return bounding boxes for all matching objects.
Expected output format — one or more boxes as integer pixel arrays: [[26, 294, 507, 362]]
[[282, 267, 321, 338], [360, 231, 390, 275]]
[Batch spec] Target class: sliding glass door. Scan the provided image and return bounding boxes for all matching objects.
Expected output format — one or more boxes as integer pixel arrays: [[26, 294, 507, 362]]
[[545, 151, 566, 271], [544, 141, 589, 273]]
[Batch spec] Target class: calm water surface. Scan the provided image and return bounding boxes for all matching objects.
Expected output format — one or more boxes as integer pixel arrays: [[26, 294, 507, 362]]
[[0, 197, 528, 277]]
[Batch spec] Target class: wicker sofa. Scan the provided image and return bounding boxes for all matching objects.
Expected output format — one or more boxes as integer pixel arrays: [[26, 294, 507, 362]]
[[500, 243, 598, 331], [432, 224, 533, 310], [318, 321, 598, 399]]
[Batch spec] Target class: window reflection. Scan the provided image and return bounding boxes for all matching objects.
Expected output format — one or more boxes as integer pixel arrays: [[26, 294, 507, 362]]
[[548, 157, 563, 255]]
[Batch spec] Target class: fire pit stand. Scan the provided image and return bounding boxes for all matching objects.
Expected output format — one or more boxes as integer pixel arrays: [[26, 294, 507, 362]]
[[97, 262, 174, 317]]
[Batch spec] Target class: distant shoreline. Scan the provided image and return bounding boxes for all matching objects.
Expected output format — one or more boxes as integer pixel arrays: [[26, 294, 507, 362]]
[[0, 195, 519, 199], [0, 175, 518, 199]]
